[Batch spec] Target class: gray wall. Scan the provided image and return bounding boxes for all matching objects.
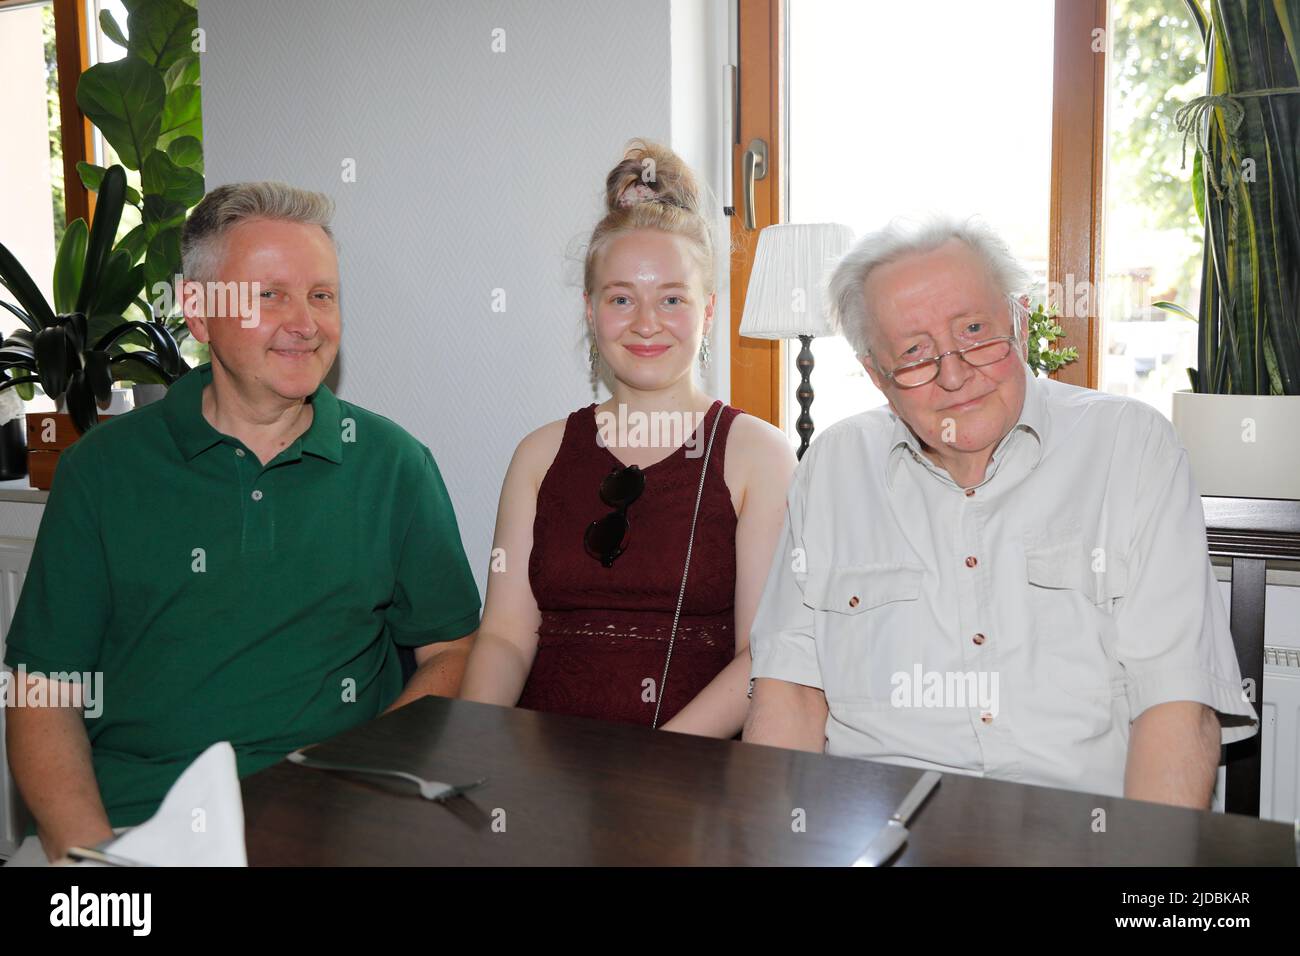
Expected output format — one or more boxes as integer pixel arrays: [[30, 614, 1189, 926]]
[[198, 0, 730, 594]]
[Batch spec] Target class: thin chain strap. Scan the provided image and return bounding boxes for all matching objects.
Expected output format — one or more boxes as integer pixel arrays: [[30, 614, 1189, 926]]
[[651, 402, 725, 729]]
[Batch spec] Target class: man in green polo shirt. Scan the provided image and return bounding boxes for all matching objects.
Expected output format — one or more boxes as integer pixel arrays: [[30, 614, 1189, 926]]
[[4, 182, 481, 863]]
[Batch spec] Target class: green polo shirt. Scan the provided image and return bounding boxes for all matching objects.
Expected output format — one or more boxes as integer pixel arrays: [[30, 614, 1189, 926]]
[[3, 363, 481, 826]]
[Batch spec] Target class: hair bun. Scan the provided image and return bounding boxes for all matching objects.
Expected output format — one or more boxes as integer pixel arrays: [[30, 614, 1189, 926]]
[[604, 138, 701, 215]]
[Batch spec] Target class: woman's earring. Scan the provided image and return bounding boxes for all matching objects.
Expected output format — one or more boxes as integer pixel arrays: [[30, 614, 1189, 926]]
[[589, 340, 600, 373], [698, 335, 712, 370]]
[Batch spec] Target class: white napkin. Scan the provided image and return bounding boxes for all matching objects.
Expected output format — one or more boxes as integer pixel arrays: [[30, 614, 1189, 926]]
[[106, 741, 248, 866]]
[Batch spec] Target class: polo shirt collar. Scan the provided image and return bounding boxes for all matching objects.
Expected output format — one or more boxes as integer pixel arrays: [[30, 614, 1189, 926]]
[[162, 363, 344, 464], [885, 361, 1048, 489]]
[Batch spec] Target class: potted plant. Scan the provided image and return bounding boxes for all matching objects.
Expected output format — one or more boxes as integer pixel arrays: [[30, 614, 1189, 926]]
[[1019, 296, 1080, 378], [1167, 0, 1300, 499], [0, 166, 186, 489], [76, 0, 207, 387]]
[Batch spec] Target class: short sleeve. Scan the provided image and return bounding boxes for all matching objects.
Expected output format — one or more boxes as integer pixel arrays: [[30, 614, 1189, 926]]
[[748, 468, 823, 690], [1114, 416, 1257, 744], [385, 446, 481, 647], [3, 440, 111, 674]]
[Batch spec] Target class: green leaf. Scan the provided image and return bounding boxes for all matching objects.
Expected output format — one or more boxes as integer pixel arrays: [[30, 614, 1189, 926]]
[[15, 381, 34, 401], [141, 150, 205, 206], [117, 223, 149, 265], [142, 195, 188, 240], [1191, 148, 1206, 227], [52, 219, 88, 315], [35, 326, 74, 400], [127, 0, 197, 72], [98, 8, 129, 49], [162, 55, 200, 92], [84, 350, 114, 405], [165, 135, 203, 170], [144, 228, 183, 297], [0, 242, 57, 329], [78, 164, 141, 207], [157, 84, 202, 149], [109, 351, 172, 386], [89, 250, 145, 321], [1152, 300, 1198, 321], [76, 59, 165, 171], [76, 165, 127, 315], [64, 369, 99, 434]]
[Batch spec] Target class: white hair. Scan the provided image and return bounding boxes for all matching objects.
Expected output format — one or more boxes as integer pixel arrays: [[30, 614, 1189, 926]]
[[181, 181, 336, 283], [828, 215, 1031, 358]]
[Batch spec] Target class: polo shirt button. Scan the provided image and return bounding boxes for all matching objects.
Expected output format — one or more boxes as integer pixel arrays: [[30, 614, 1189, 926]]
[[251, 490, 263, 502], [981, 712, 994, 724], [965, 555, 978, 568], [972, 633, 986, 645], [848, 596, 860, 608], [964, 488, 975, 497], [235, 448, 245, 458]]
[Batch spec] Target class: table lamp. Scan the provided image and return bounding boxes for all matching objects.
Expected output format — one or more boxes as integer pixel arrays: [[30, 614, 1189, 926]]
[[739, 222, 854, 459]]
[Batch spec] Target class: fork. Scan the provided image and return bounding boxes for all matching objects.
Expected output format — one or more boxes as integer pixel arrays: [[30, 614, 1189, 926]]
[[286, 750, 486, 802]]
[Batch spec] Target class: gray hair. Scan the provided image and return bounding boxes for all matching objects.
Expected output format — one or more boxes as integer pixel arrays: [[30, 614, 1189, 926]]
[[181, 181, 336, 283], [828, 215, 1030, 358]]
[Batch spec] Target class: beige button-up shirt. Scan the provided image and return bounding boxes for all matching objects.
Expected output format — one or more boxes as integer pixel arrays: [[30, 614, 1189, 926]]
[[750, 362, 1258, 798]]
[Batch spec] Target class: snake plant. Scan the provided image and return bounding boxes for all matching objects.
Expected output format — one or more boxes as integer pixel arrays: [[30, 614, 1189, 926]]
[[1174, 0, 1300, 395], [0, 165, 186, 434]]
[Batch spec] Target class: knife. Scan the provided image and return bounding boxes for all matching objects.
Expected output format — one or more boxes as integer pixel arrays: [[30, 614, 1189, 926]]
[[852, 770, 942, 867]]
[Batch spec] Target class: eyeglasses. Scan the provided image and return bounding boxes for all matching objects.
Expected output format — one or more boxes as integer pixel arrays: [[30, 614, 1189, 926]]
[[875, 335, 1018, 389], [584, 464, 645, 567]]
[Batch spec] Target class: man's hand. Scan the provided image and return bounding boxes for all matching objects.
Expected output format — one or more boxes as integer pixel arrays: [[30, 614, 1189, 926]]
[[6, 675, 115, 861], [1124, 700, 1220, 809], [385, 634, 474, 712]]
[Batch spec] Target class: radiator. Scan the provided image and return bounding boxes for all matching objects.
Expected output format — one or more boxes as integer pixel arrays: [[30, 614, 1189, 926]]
[[1262, 645, 1300, 824]]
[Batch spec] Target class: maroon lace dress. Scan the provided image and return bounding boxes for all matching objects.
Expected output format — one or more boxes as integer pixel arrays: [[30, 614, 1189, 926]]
[[520, 400, 743, 726]]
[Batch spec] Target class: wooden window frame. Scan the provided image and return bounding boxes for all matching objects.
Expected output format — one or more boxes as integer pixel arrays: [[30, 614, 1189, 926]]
[[731, 0, 1107, 425]]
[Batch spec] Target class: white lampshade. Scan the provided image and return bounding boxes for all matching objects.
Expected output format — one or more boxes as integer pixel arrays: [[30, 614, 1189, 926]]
[[739, 222, 855, 340]]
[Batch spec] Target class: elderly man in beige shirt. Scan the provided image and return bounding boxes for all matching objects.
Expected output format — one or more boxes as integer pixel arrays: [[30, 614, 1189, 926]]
[[743, 216, 1257, 809]]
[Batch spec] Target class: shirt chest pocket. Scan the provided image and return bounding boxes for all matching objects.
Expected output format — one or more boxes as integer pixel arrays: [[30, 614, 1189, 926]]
[[1023, 529, 1128, 702], [1023, 531, 1128, 607], [803, 564, 925, 702]]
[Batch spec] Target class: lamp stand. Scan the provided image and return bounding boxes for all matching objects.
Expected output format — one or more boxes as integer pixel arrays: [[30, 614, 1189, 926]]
[[795, 334, 815, 460]]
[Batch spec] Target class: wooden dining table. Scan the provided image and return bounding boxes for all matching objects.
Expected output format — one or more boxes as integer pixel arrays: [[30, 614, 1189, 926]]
[[241, 695, 1296, 866]]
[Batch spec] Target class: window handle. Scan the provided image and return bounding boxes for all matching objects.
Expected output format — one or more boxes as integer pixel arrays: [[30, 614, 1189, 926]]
[[742, 138, 768, 230]]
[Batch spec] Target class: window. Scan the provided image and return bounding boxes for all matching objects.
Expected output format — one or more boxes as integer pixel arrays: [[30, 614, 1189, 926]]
[[784, 0, 1057, 438], [1098, 0, 1206, 419]]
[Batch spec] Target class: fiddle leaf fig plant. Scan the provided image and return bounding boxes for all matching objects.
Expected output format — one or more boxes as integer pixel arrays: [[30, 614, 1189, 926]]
[[75, 0, 203, 346], [0, 166, 186, 435]]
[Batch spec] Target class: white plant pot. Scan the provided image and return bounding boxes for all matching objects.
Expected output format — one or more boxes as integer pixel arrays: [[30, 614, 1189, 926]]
[[1171, 390, 1300, 500]]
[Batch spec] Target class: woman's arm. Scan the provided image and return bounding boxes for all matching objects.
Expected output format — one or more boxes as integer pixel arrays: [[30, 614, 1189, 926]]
[[458, 422, 563, 706], [659, 415, 796, 737]]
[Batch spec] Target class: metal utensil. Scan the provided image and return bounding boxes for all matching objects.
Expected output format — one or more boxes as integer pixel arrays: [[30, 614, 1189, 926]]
[[286, 750, 486, 802], [852, 770, 942, 867], [65, 844, 151, 867]]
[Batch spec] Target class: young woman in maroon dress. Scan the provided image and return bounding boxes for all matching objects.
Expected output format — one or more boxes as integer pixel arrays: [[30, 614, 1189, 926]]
[[459, 140, 795, 737]]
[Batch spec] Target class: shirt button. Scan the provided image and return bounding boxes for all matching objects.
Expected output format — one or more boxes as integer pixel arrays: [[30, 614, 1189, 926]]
[[848, 596, 860, 608], [972, 633, 986, 645], [251, 490, 263, 501], [965, 555, 978, 568], [235, 448, 245, 458], [964, 488, 975, 497], [980, 712, 994, 724]]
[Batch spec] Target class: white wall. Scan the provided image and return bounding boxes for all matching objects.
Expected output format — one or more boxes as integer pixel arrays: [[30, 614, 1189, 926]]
[[198, 0, 731, 594]]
